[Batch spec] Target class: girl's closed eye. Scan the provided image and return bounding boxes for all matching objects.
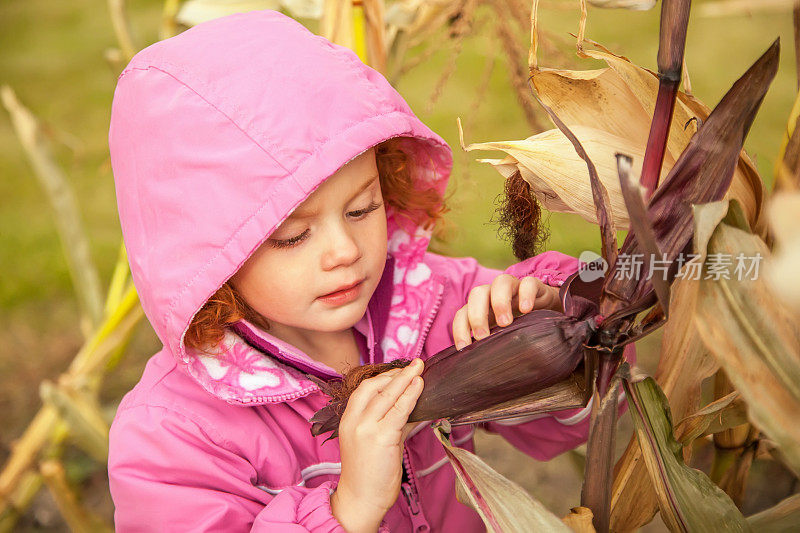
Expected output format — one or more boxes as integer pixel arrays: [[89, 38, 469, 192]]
[[269, 200, 383, 249], [347, 200, 382, 219]]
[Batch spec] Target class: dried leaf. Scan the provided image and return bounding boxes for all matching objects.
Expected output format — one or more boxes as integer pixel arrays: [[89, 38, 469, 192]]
[[529, 93, 618, 264], [532, 43, 764, 231], [674, 392, 748, 444], [746, 493, 800, 532], [561, 506, 597, 533], [580, 359, 624, 531], [773, 90, 800, 191], [0, 85, 104, 333], [616, 153, 671, 315], [39, 381, 109, 463], [462, 125, 648, 229], [624, 376, 751, 533], [433, 421, 571, 532], [321, 0, 354, 50], [693, 199, 800, 475]]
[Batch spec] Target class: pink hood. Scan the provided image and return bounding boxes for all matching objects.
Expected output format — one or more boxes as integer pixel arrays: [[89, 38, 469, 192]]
[[109, 9, 454, 402]]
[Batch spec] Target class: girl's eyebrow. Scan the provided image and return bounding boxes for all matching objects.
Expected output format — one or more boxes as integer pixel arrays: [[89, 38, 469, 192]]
[[289, 174, 379, 219]]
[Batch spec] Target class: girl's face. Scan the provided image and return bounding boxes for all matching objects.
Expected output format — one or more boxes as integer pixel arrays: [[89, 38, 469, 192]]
[[229, 148, 388, 338]]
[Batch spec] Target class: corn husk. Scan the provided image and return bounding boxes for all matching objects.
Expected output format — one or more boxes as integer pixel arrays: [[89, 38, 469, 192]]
[[463, 42, 764, 233], [409, 310, 592, 422], [433, 421, 574, 533], [462, 125, 662, 229], [310, 308, 596, 439]]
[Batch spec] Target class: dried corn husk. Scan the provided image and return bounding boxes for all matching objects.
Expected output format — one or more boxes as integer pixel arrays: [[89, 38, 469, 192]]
[[694, 199, 800, 476], [461, 125, 671, 228], [310, 309, 597, 439], [464, 42, 764, 233]]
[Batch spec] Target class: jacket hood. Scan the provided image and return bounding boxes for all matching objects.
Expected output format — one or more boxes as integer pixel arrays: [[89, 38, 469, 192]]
[[108, 10, 453, 402]]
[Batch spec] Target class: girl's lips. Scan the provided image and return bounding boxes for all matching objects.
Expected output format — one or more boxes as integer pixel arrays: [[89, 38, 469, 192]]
[[317, 280, 364, 305]]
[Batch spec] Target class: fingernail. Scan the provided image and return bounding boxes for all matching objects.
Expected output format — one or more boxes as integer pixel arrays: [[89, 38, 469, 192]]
[[498, 313, 512, 326], [455, 339, 466, 351], [521, 299, 532, 311], [475, 327, 489, 339]]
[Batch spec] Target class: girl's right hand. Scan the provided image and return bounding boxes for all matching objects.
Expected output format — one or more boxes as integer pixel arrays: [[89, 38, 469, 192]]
[[330, 358, 425, 533]]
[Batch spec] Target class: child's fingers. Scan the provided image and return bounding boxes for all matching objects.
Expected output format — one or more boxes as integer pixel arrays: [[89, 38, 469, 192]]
[[518, 276, 539, 313], [466, 284, 492, 340], [344, 368, 404, 415], [452, 306, 472, 351], [490, 274, 520, 327], [361, 359, 424, 422], [380, 375, 424, 430]]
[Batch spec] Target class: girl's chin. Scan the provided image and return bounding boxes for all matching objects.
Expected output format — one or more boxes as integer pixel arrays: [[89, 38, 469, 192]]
[[310, 302, 368, 329]]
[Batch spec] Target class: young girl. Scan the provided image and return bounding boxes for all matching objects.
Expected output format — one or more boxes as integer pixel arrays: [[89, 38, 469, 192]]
[[108, 9, 629, 532]]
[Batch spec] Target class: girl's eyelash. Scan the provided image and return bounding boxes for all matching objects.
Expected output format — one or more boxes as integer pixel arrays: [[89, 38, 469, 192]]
[[270, 229, 310, 249], [269, 201, 382, 249], [347, 201, 382, 219]]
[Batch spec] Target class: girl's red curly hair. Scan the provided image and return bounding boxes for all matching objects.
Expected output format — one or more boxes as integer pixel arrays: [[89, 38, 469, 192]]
[[184, 137, 450, 353]]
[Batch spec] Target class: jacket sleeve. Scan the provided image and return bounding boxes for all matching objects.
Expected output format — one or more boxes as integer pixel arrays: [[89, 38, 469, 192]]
[[424, 250, 634, 461], [108, 404, 346, 532]]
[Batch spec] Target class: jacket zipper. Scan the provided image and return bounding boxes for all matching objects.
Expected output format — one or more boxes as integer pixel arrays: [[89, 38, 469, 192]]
[[401, 447, 430, 532], [399, 278, 444, 532], [411, 278, 445, 359]]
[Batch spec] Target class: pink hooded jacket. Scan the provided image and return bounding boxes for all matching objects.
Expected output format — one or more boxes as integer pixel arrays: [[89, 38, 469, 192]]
[[107, 9, 631, 532]]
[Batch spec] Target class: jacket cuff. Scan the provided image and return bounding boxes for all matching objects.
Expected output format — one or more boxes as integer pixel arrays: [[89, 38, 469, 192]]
[[295, 482, 346, 532], [502, 251, 580, 288]]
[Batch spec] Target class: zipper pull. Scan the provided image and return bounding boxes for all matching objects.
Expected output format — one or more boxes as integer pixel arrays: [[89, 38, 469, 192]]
[[401, 481, 430, 532]]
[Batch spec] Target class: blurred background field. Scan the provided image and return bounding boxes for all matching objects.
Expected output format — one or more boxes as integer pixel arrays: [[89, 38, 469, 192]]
[[0, 0, 797, 529]]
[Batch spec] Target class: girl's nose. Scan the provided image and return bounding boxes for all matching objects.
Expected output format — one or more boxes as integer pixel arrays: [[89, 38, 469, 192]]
[[321, 222, 362, 270]]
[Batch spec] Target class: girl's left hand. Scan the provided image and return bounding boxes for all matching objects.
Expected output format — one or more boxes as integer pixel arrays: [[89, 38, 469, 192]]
[[452, 274, 562, 351]]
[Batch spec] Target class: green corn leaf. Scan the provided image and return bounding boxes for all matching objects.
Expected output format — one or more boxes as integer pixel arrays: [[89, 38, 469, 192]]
[[624, 375, 751, 533]]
